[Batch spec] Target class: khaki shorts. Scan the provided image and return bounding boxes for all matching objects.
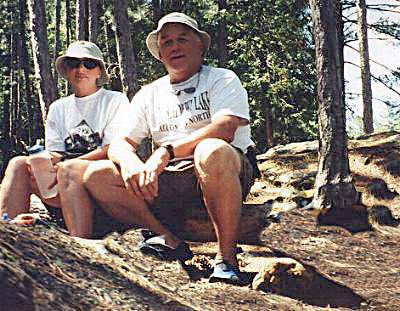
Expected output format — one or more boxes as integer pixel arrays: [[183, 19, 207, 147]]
[[150, 148, 255, 233]]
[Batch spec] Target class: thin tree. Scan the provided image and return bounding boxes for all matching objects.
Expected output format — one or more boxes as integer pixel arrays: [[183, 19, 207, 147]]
[[27, 0, 57, 120], [113, 0, 138, 100], [357, 0, 374, 134], [54, 0, 62, 94], [152, 0, 162, 24], [66, 0, 71, 46], [309, 0, 369, 232], [19, 0, 41, 145], [216, 0, 228, 67], [89, 0, 99, 42], [76, 0, 88, 40]]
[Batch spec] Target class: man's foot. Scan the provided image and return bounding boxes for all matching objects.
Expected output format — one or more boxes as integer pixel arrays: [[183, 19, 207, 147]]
[[138, 235, 193, 262], [209, 261, 242, 285]]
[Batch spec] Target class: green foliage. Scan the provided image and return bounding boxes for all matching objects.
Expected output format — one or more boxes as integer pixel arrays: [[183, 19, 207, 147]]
[[0, 0, 320, 164]]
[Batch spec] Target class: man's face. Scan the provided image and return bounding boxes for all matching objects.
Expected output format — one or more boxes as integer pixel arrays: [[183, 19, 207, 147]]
[[157, 23, 204, 82]]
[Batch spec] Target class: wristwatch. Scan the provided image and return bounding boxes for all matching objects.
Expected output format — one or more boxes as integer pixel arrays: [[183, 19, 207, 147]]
[[161, 144, 175, 160]]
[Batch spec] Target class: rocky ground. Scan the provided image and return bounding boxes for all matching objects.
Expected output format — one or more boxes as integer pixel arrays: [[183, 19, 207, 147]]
[[1, 131, 400, 311]]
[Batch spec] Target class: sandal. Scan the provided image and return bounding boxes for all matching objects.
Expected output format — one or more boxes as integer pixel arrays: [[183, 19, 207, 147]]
[[209, 261, 242, 285], [138, 235, 193, 262], [141, 229, 157, 240]]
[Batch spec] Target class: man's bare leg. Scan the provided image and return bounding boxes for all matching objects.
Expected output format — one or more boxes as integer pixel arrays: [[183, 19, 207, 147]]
[[57, 159, 94, 238], [194, 138, 243, 266], [83, 160, 182, 247]]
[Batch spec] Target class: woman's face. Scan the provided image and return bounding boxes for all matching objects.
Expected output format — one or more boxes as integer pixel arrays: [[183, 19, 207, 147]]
[[64, 58, 101, 89]]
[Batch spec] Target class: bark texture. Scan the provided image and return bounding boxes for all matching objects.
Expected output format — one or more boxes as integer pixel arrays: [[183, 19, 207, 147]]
[[309, 0, 358, 211], [357, 0, 374, 134], [113, 0, 138, 100], [27, 0, 57, 119], [76, 0, 88, 40], [216, 0, 228, 67]]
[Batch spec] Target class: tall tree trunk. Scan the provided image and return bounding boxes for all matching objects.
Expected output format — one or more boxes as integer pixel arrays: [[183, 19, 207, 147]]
[[263, 99, 274, 149], [216, 0, 228, 67], [89, 0, 99, 42], [54, 0, 62, 95], [76, 0, 88, 40], [357, 0, 373, 134], [66, 0, 71, 46], [2, 4, 13, 174], [113, 0, 138, 100], [170, 0, 182, 11], [11, 7, 19, 144], [335, 0, 346, 114], [27, 0, 56, 120], [309, 0, 367, 232], [152, 0, 162, 24], [18, 0, 42, 145]]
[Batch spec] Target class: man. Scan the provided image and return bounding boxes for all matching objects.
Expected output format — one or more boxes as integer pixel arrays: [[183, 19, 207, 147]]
[[84, 12, 256, 283], [0, 41, 130, 238]]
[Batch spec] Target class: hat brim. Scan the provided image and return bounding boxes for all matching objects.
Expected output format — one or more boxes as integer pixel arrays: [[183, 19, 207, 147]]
[[146, 25, 211, 60], [55, 55, 109, 86]]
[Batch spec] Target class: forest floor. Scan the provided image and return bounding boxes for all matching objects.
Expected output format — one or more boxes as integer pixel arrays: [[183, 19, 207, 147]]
[[1, 131, 400, 311]]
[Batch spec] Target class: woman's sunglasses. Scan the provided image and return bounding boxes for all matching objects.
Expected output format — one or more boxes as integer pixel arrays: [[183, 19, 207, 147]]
[[64, 57, 99, 70]]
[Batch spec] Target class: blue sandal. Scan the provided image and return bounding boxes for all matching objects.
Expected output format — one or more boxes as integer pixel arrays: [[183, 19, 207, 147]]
[[138, 235, 193, 262], [209, 261, 242, 284]]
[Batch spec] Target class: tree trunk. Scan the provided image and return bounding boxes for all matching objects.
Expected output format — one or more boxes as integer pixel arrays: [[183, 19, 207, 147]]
[[27, 0, 56, 120], [216, 0, 228, 67], [66, 0, 71, 46], [170, 0, 182, 12], [54, 0, 61, 95], [152, 0, 162, 24], [113, 0, 138, 100], [76, 0, 88, 40], [263, 99, 274, 149], [18, 0, 42, 145], [309, 0, 367, 232], [335, 0, 346, 114], [88, 0, 99, 42], [1, 3, 13, 174], [11, 7, 19, 144], [357, 0, 374, 134]]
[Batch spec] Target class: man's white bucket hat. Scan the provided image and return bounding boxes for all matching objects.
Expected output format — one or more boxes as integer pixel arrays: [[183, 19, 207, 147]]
[[146, 12, 211, 60], [55, 41, 109, 86]]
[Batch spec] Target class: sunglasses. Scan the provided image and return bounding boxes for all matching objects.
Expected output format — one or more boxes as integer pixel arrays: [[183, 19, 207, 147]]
[[64, 58, 99, 70]]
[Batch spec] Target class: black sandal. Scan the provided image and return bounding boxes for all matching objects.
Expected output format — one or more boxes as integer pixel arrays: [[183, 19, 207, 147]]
[[138, 235, 193, 262]]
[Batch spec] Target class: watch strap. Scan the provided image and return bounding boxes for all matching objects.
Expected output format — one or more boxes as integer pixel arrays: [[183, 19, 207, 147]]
[[162, 144, 175, 160]]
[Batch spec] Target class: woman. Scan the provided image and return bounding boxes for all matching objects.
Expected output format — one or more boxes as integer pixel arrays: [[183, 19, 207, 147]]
[[0, 41, 129, 238]]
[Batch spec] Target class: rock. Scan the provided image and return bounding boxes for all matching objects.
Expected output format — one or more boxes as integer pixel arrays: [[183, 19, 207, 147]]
[[251, 257, 314, 294]]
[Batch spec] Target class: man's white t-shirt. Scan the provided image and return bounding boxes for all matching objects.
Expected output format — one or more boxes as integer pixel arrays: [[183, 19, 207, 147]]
[[45, 88, 129, 152], [122, 65, 254, 153]]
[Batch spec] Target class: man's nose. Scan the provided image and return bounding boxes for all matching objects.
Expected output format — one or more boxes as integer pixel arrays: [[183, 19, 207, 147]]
[[170, 40, 181, 51]]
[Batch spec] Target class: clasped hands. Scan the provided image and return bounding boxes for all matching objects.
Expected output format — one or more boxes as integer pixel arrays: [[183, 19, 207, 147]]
[[120, 148, 170, 203]]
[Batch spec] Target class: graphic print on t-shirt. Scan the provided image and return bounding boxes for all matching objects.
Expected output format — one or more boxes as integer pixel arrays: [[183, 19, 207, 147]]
[[158, 91, 211, 132], [64, 120, 102, 156]]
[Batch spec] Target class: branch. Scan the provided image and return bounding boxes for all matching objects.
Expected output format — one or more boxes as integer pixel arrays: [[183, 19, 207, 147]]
[[345, 61, 400, 98], [345, 44, 398, 74], [346, 92, 396, 106]]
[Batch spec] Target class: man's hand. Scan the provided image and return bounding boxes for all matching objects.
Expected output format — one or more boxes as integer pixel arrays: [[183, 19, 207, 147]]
[[119, 159, 145, 197], [139, 147, 171, 201], [120, 147, 170, 203]]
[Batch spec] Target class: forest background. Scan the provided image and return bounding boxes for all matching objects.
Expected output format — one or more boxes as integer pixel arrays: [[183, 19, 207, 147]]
[[0, 0, 399, 176]]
